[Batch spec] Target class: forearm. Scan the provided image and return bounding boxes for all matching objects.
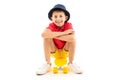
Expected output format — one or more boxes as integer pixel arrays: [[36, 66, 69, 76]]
[[51, 32, 67, 38], [42, 31, 67, 38], [51, 29, 74, 38], [55, 34, 75, 42], [42, 29, 74, 39]]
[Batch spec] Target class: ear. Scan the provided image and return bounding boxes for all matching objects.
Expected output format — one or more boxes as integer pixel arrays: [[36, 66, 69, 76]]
[[65, 16, 68, 21], [51, 16, 53, 20]]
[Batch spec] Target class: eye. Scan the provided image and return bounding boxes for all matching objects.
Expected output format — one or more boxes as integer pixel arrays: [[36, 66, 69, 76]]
[[60, 15, 63, 18], [54, 15, 57, 18]]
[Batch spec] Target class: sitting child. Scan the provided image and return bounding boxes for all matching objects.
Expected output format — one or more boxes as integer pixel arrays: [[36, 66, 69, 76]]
[[36, 4, 82, 75]]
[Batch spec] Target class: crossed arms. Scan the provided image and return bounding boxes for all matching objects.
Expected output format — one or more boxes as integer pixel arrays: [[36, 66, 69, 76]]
[[41, 29, 75, 42]]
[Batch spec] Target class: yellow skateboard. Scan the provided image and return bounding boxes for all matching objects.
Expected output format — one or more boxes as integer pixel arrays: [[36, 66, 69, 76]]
[[51, 49, 69, 74]]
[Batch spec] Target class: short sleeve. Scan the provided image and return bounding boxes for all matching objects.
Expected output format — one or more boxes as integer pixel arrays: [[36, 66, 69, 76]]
[[64, 22, 73, 30], [46, 23, 54, 30]]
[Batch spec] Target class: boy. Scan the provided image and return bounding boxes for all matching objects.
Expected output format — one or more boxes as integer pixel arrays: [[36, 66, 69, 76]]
[[36, 4, 82, 75]]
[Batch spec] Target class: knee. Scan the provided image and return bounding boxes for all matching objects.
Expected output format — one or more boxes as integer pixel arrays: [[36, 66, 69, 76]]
[[68, 37, 76, 42]]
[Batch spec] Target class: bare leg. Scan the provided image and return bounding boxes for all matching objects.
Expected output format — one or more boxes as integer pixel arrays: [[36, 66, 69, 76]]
[[43, 38, 56, 64], [64, 39, 76, 64]]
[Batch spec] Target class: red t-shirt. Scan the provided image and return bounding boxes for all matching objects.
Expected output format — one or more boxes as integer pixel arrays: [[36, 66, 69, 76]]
[[47, 22, 73, 49]]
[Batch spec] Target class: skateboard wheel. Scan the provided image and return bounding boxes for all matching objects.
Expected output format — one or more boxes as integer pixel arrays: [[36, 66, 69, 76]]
[[63, 67, 68, 74], [53, 67, 58, 73]]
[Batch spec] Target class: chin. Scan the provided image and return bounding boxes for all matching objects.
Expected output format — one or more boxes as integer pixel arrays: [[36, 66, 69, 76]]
[[56, 24, 64, 27]]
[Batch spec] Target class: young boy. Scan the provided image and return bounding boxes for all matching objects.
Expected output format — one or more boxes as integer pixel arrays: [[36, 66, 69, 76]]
[[36, 4, 82, 75]]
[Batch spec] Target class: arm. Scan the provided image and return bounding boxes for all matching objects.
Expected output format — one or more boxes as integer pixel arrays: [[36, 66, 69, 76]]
[[41, 29, 68, 38], [55, 32, 75, 42]]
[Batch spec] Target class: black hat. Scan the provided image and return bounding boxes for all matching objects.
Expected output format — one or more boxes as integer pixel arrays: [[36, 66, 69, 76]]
[[48, 4, 70, 22]]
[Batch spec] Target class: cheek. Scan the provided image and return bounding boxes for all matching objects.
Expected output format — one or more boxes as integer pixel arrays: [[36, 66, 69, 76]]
[[63, 18, 67, 21]]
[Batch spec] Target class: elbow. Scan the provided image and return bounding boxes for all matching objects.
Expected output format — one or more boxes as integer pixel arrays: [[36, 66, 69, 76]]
[[41, 33, 52, 38], [41, 33, 45, 38]]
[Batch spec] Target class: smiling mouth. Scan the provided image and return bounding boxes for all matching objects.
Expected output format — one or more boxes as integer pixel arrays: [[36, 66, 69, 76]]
[[56, 22, 62, 24]]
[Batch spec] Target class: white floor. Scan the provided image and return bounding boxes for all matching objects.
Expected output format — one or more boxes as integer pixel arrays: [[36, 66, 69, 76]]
[[36, 72, 84, 80], [0, 0, 120, 80]]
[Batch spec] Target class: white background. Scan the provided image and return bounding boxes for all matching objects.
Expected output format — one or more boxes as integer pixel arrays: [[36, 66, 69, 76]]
[[0, 0, 120, 80]]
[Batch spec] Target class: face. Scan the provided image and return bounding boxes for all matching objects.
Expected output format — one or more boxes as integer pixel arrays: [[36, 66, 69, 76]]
[[51, 10, 68, 27]]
